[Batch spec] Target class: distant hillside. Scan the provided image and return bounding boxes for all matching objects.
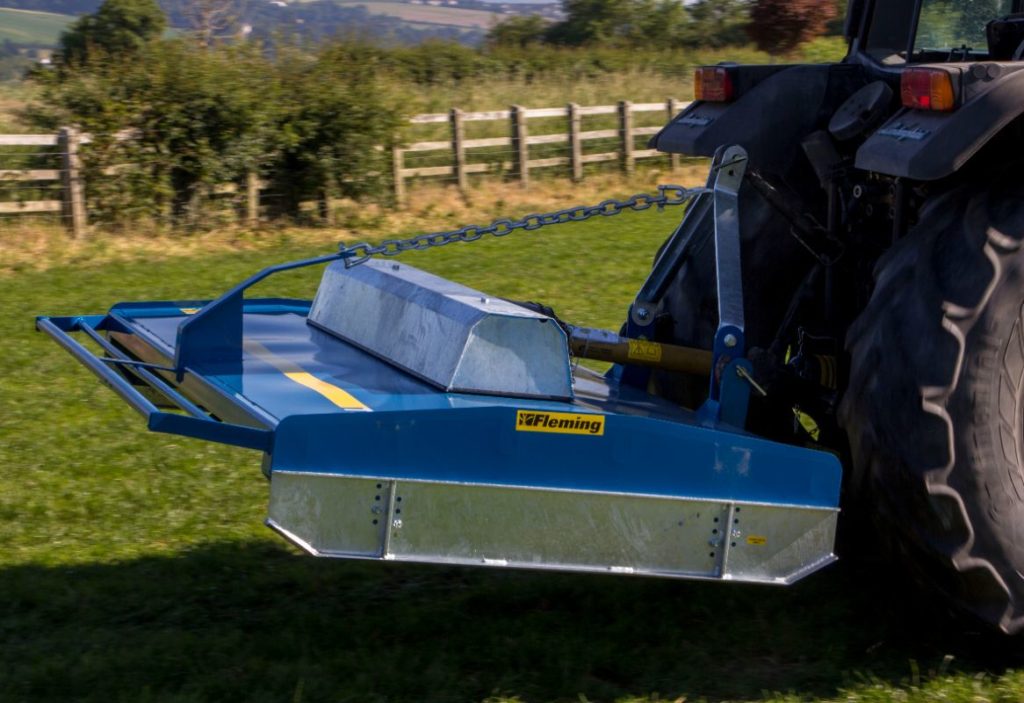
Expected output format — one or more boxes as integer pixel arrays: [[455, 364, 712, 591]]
[[0, 7, 73, 46], [220, 1, 488, 44], [0, 0, 512, 46], [329, 1, 501, 29]]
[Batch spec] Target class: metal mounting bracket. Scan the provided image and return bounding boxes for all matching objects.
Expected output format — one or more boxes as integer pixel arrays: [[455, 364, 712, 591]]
[[708, 145, 748, 400]]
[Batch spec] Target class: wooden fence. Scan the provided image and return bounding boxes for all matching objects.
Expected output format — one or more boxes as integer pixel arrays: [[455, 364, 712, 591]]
[[393, 99, 688, 206], [0, 128, 86, 236], [0, 99, 690, 236]]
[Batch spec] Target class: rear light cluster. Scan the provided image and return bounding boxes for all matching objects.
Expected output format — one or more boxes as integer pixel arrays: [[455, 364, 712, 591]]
[[900, 68, 957, 112], [694, 66, 734, 102]]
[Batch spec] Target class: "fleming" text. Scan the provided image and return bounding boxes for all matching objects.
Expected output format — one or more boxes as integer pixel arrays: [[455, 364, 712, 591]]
[[515, 410, 606, 436]]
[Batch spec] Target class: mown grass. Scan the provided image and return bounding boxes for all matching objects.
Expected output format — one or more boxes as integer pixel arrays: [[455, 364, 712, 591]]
[[3, 196, 1024, 701]]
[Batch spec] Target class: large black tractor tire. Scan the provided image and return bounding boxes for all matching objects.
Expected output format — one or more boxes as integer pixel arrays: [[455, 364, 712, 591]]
[[840, 178, 1024, 635]]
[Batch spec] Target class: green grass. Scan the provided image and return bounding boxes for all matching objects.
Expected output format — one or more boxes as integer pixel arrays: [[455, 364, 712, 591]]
[[0, 7, 73, 46], [2, 209, 1024, 701]]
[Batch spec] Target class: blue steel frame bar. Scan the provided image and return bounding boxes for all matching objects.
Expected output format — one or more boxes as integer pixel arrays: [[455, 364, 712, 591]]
[[175, 251, 350, 378], [76, 322, 208, 419], [36, 315, 272, 452]]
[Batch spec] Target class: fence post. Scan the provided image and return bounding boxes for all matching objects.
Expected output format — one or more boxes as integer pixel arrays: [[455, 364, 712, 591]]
[[619, 100, 635, 176], [58, 127, 86, 238], [318, 186, 333, 225], [246, 171, 259, 226], [392, 143, 407, 208], [567, 103, 582, 183], [510, 104, 529, 188], [450, 108, 467, 194], [667, 98, 681, 171]]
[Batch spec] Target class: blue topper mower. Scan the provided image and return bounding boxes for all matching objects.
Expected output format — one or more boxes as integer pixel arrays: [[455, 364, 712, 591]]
[[37, 147, 840, 587]]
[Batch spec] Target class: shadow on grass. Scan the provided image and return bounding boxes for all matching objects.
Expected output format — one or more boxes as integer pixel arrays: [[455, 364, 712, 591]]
[[0, 541, 999, 703]]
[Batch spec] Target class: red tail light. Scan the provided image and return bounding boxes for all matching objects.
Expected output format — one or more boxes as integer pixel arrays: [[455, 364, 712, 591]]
[[695, 67, 735, 102], [901, 68, 957, 111]]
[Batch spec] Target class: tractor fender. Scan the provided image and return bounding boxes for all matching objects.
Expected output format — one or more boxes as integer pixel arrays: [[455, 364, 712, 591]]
[[650, 63, 864, 175], [857, 65, 1024, 181]]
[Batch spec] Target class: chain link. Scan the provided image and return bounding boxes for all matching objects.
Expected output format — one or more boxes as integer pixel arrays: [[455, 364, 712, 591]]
[[339, 184, 705, 267]]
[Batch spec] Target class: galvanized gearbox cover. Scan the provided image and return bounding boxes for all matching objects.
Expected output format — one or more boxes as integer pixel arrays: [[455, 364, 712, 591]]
[[308, 259, 573, 399]]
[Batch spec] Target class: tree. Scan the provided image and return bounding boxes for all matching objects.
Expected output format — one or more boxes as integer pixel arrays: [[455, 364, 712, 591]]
[[58, 0, 166, 65], [268, 43, 405, 217], [544, 0, 689, 48], [682, 0, 751, 48], [30, 38, 279, 225], [747, 0, 838, 55], [181, 0, 242, 47], [486, 15, 549, 49]]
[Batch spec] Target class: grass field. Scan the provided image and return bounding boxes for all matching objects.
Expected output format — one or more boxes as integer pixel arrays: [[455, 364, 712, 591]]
[[0, 7, 73, 46], [4, 197, 1024, 700]]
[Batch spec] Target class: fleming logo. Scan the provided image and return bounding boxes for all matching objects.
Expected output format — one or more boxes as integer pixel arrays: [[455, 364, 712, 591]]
[[515, 410, 605, 436]]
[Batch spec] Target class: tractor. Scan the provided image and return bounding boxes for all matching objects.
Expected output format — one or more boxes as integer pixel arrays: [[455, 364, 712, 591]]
[[38, 0, 1024, 635]]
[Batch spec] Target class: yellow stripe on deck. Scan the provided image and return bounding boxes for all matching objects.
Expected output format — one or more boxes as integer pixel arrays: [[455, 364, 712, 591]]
[[243, 340, 369, 411]]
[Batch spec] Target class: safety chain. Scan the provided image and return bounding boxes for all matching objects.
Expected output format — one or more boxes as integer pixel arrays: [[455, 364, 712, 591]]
[[340, 184, 705, 267]]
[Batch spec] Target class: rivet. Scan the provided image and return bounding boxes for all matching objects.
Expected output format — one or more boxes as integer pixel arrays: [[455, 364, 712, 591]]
[[392, 519, 403, 529], [724, 333, 738, 348]]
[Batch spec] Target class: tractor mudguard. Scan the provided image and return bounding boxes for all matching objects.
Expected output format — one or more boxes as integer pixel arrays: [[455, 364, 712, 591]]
[[857, 63, 1024, 181], [650, 64, 865, 174]]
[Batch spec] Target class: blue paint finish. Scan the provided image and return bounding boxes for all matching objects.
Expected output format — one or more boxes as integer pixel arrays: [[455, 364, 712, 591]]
[[174, 253, 345, 378], [271, 407, 841, 508], [39, 295, 843, 511], [718, 358, 753, 428], [148, 413, 271, 452], [35, 314, 272, 452], [709, 324, 745, 401]]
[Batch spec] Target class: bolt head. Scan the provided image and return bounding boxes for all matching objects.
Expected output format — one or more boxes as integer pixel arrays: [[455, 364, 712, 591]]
[[636, 307, 650, 321], [392, 519, 403, 529], [723, 333, 738, 348]]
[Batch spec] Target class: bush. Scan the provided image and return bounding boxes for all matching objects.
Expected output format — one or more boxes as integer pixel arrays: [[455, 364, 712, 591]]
[[29, 40, 278, 225], [28, 34, 405, 225], [268, 44, 406, 218]]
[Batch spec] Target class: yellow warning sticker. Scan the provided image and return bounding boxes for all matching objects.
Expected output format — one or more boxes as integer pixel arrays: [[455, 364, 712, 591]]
[[746, 535, 767, 546], [516, 410, 605, 436], [627, 339, 662, 363], [180, 307, 201, 315], [793, 407, 822, 441]]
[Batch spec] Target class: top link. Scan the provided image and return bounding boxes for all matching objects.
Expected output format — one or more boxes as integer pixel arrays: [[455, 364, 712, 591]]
[[339, 184, 703, 267]]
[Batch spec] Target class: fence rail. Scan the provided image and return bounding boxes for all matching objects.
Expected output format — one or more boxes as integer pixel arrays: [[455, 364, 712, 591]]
[[0, 99, 691, 235], [392, 99, 688, 206]]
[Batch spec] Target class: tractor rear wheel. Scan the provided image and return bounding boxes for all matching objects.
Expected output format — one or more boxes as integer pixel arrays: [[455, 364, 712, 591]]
[[841, 177, 1024, 635]]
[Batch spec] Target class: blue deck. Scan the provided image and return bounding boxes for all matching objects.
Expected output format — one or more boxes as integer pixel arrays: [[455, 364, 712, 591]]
[[43, 299, 843, 510]]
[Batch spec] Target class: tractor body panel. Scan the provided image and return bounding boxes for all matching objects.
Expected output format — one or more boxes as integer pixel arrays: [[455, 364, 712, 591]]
[[857, 63, 1024, 180], [651, 64, 865, 171]]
